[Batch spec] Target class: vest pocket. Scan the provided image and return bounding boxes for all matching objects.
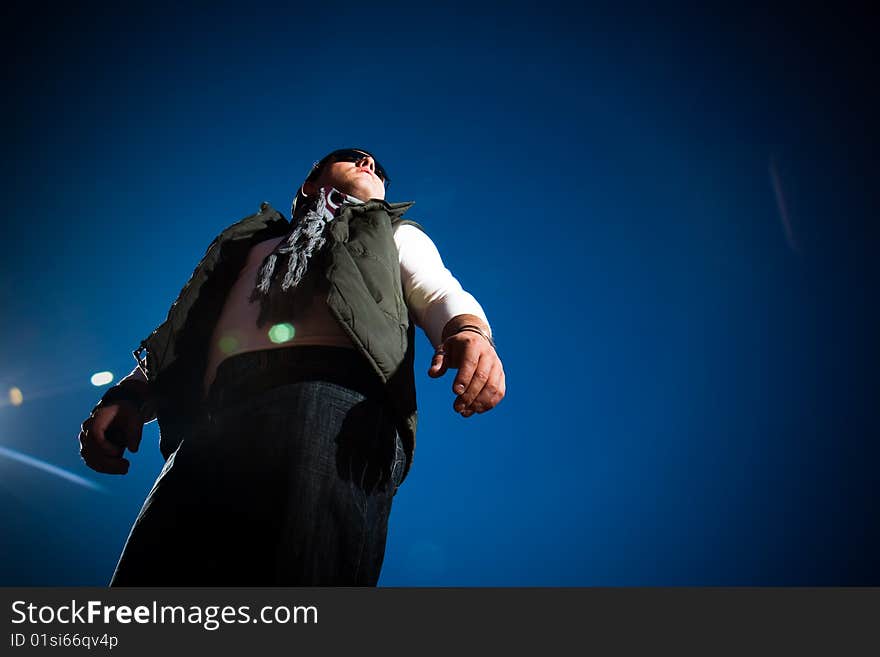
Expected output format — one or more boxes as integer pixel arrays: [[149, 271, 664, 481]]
[[353, 251, 400, 319]]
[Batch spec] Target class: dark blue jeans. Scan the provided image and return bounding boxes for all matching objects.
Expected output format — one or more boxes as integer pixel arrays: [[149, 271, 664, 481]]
[[110, 347, 406, 586]]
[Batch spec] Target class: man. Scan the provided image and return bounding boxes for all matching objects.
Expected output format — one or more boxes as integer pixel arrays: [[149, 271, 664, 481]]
[[78, 148, 505, 585]]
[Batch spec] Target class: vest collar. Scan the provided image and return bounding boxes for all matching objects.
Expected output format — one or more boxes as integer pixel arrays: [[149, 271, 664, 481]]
[[353, 198, 415, 217]]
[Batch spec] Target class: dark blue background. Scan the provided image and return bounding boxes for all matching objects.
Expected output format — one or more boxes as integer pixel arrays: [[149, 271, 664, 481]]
[[1, 2, 877, 585]]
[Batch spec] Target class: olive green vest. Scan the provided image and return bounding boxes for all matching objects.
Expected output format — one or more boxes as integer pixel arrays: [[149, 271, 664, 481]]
[[136, 200, 420, 482]]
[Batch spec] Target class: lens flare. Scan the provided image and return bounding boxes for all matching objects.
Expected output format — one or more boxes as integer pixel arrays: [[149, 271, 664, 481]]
[[9, 387, 23, 406], [268, 323, 296, 344], [768, 156, 800, 254], [90, 371, 114, 387], [218, 335, 240, 354], [0, 445, 104, 492]]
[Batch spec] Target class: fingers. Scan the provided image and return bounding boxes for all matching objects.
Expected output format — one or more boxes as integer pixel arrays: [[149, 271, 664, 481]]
[[79, 429, 130, 474], [452, 346, 505, 418], [462, 363, 506, 417], [427, 332, 506, 418], [81, 414, 124, 457], [126, 426, 143, 453], [427, 349, 448, 378], [454, 356, 494, 414], [119, 406, 144, 453], [80, 441, 130, 474], [451, 345, 481, 399], [78, 406, 132, 475], [455, 359, 506, 417]]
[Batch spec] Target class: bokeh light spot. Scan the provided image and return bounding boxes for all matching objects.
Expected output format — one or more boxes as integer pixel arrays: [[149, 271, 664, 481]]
[[268, 323, 296, 344], [9, 387, 23, 406], [90, 371, 114, 387], [218, 335, 240, 354]]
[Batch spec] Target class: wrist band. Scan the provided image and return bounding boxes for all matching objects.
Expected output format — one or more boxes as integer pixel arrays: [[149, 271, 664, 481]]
[[99, 385, 148, 415], [446, 324, 496, 349]]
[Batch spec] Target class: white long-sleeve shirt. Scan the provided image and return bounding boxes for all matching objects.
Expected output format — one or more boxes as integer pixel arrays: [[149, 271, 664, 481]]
[[120, 223, 489, 403]]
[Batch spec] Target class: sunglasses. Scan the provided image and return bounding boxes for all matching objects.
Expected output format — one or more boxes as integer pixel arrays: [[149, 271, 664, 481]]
[[313, 149, 391, 187]]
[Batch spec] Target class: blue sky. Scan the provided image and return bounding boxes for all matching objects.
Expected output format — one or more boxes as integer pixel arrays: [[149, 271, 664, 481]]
[[1, 2, 877, 585]]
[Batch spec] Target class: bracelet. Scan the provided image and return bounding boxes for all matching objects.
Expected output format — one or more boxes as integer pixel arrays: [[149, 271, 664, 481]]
[[98, 385, 149, 416], [446, 324, 496, 349]]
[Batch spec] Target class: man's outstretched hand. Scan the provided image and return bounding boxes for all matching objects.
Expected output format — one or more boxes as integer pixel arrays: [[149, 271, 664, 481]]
[[428, 314, 505, 418], [78, 382, 149, 474]]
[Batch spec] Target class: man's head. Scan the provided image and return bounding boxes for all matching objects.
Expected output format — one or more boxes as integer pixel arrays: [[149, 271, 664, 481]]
[[302, 148, 390, 202]]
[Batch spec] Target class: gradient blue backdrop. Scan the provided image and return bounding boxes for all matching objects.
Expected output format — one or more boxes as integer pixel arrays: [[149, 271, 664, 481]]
[[1, 2, 877, 585]]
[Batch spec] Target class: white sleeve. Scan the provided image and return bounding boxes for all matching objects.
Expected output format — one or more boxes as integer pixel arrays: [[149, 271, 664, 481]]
[[395, 223, 491, 348]]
